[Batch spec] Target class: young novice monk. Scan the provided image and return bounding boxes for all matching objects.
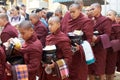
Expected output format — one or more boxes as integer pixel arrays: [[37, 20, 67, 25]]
[[106, 10, 120, 80], [43, 16, 73, 80], [9, 21, 43, 80]]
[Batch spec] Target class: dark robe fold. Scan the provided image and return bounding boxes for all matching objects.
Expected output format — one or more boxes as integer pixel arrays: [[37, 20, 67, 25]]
[[100, 34, 111, 49], [112, 23, 120, 72]]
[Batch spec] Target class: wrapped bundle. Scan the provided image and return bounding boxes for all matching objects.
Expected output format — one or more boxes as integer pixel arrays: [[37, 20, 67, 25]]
[[55, 59, 69, 80]]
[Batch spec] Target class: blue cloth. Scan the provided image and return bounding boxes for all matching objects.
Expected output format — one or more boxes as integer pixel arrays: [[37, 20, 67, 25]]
[[40, 18, 48, 28]]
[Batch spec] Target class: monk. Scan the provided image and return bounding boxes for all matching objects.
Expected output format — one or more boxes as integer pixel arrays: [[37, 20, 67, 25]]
[[85, 6, 94, 19], [29, 13, 48, 47], [0, 13, 18, 43], [11, 21, 43, 80], [115, 14, 120, 72], [61, 0, 84, 33], [0, 13, 18, 80], [105, 10, 119, 80], [55, 9, 63, 21], [88, 3, 112, 80], [115, 14, 120, 24], [61, 3, 93, 80], [42, 16, 72, 80]]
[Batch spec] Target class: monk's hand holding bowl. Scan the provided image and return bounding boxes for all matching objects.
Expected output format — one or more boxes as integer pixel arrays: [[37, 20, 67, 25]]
[[92, 35, 98, 42], [75, 43, 80, 51], [45, 60, 55, 74], [48, 60, 55, 69], [5, 61, 12, 76]]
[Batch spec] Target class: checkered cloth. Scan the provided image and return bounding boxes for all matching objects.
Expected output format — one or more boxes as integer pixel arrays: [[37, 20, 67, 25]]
[[56, 59, 69, 80], [15, 65, 28, 80]]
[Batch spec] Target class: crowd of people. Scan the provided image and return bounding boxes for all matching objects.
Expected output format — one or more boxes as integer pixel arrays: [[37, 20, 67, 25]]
[[0, 0, 120, 80]]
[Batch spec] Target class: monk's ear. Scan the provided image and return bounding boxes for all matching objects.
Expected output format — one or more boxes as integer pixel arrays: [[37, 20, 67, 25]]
[[2, 18, 6, 22], [57, 22, 60, 28], [29, 28, 34, 32]]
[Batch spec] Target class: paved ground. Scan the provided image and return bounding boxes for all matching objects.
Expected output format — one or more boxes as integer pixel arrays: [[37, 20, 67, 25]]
[[115, 71, 120, 80]]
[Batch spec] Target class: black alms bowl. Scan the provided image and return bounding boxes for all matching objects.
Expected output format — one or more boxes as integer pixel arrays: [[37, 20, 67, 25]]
[[9, 56, 25, 65], [68, 32, 83, 46], [42, 49, 56, 64]]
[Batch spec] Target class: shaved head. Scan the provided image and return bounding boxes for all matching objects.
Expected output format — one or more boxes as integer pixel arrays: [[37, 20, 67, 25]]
[[0, 13, 9, 21], [69, 3, 81, 10], [48, 16, 60, 33], [74, 0, 84, 9], [55, 9, 62, 14], [91, 3, 101, 10], [90, 3, 102, 17], [29, 13, 39, 20], [48, 16, 60, 23], [19, 20, 34, 29], [69, 3, 81, 19], [107, 10, 117, 16], [29, 13, 39, 24], [18, 20, 34, 41]]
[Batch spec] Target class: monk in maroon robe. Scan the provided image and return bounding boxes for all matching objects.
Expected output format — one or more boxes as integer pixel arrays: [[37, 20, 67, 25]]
[[115, 14, 120, 72], [85, 6, 94, 19], [42, 16, 72, 80], [88, 3, 112, 80], [115, 14, 120, 24], [0, 13, 18, 43], [55, 9, 63, 21], [105, 10, 120, 80], [0, 13, 18, 80], [13, 21, 42, 80], [61, 4, 93, 80], [29, 13, 48, 47]]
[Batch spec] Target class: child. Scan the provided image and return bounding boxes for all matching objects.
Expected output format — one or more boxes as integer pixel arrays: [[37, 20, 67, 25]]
[[42, 16, 73, 80], [8, 21, 43, 80]]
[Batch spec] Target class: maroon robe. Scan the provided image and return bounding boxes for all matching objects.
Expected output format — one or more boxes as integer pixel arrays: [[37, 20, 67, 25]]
[[34, 21, 48, 47], [88, 14, 112, 75], [0, 22, 18, 80], [117, 51, 120, 72], [43, 29, 72, 80], [18, 33, 42, 80], [105, 21, 120, 74], [0, 22, 18, 43], [0, 47, 7, 80], [114, 23, 120, 72], [61, 12, 93, 80]]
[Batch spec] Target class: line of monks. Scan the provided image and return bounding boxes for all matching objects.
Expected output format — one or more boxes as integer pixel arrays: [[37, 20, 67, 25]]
[[0, 1, 120, 80]]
